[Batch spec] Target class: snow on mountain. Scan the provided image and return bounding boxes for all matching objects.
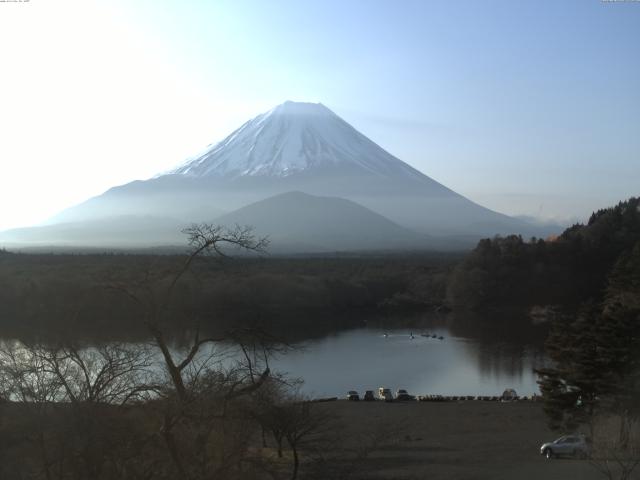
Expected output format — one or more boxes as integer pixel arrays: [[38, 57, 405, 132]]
[[4, 100, 559, 249], [168, 101, 424, 180]]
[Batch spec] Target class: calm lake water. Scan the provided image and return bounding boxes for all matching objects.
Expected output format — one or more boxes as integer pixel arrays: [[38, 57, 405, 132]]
[[4, 324, 545, 400], [269, 327, 546, 398]]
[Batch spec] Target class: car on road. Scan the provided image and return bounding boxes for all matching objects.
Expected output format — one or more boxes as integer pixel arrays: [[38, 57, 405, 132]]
[[347, 390, 360, 401], [363, 390, 375, 401], [540, 434, 590, 459]]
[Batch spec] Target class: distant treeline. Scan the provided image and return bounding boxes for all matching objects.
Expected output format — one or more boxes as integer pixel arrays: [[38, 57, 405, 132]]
[[3, 197, 638, 343], [0, 250, 459, 342], [447, 197, 640, 327]]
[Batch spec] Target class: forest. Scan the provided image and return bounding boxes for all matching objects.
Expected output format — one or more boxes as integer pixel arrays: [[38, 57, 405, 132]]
[[0, 199, 638, 479], [446, 197, 640, 327], [2, 198, 639, 342], [0, 247, 458, 343]]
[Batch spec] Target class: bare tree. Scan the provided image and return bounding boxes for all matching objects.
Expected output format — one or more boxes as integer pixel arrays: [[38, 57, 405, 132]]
[[0, 224, 282, 480], [0, 340, 156, 480], [38, 343, 155, 405], [252, 384, 336, 480], [111, 224, 269, 401], [0, 341, 67, 480], [0, 341, 66, 404], [590, 413, 640, 480], [107, 224, 280, 479]]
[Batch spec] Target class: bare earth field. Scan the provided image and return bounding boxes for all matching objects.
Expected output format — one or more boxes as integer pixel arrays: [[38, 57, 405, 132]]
[[318, 400, 602, 480]]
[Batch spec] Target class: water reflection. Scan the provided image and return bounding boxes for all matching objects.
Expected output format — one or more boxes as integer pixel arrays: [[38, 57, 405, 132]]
[[2, 322, 548, 401], [269, 327, 545, 398]]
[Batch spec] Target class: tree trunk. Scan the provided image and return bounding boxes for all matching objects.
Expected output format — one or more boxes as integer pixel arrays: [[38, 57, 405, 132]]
[[619, 412, 630, 449], [149, 325, 188, 401], [162, 412, 188, 479], [38, 428, 52, 480], [291, 445, 299, 480]]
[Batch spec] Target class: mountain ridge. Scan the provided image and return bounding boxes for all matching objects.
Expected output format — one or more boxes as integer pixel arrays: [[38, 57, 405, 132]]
[[167, 101, 429, 181], [1, 101, 561, 248], [212, 191, 428, 252]]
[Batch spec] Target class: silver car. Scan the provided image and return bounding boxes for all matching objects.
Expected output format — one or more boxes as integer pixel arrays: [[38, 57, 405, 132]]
[[540, 434, 590, 459]]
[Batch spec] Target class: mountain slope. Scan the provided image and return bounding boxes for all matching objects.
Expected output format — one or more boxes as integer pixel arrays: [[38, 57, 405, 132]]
[[168, 101, 427, 180], [7, 101, 556, 248], [212, 191, 428, 252]]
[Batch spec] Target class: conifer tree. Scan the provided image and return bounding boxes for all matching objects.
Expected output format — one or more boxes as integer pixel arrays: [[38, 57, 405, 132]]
[[537, 241, 640, 434]]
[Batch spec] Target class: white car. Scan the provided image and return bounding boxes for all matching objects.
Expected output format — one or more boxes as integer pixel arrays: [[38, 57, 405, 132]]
[[540, 434, 590, 459], [378, 387, 393, 402]]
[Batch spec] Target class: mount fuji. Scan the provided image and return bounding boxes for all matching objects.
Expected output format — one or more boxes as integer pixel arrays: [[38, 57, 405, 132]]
[[167, 101, 426, 180], [1, 101, 552, 251]]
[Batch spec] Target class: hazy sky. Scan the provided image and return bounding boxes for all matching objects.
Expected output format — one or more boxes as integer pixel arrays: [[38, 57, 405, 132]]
[[1, 0, 638, 230]]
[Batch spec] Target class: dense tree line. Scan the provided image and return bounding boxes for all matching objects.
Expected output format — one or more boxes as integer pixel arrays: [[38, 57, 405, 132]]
[[0, 249, 457, 343], [537, 242, 640, 431], [446, 197, 640, 324]]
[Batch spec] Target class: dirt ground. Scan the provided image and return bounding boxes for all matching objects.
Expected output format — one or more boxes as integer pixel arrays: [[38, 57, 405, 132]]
[[318, 400, 604, 480]]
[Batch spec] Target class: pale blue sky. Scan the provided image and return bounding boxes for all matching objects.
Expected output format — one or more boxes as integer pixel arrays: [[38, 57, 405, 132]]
[[0, 0, 638, 229]]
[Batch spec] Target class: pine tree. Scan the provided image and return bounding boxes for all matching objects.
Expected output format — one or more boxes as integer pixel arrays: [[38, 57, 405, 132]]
[[537, 241, 640, 434], [601, 242, 640, 435], [537, 303, 604, 432]]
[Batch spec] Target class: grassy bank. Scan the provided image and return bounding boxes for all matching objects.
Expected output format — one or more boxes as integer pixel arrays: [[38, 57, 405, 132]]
[[316, 400, 601, 480]]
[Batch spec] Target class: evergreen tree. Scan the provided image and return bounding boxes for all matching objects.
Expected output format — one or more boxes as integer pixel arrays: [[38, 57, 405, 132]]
[[601, 242, 640, 430], [537, 303, 604, 432], [537, 241, 640, 434]]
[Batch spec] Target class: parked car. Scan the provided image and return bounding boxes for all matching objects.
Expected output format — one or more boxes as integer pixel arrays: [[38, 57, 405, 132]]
[[347, 390, 360, 401], [378, 387, 393, 402], [540, 434, 590, 459], [395, 389, 416, 401], [501, 388, 518, 401], [363, 390, 375, 401]]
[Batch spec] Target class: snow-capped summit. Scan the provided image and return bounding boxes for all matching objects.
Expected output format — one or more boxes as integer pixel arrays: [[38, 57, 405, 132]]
[[168, 101, 423, 179], [22, 99, 554, 247]]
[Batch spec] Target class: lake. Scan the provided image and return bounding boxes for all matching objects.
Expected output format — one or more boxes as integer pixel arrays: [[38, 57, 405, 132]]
[[270, 327, 546, 398], [1, 324, 546, 401]]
